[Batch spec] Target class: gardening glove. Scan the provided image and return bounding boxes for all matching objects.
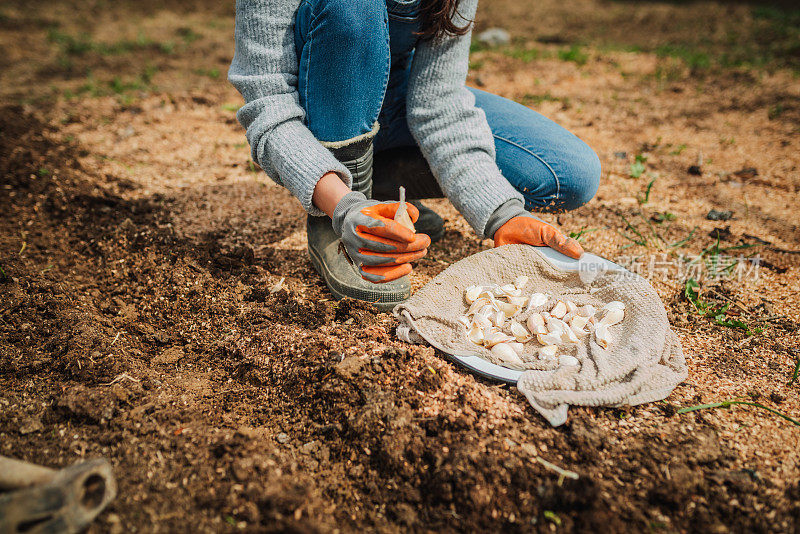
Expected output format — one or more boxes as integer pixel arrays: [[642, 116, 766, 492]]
[[488, 201, 583, 259], [332, 191, 431, 283]]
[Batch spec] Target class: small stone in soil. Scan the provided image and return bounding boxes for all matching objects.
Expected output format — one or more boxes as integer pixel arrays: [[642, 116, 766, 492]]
[[733, 167, 758, 179], [708, 226, 733, 241], [477, 28, 510, 47], [706, 209, 734, 221], [276, 432, 290, 444], [19, 415, 44, 435], [687, 165, 702, 175]]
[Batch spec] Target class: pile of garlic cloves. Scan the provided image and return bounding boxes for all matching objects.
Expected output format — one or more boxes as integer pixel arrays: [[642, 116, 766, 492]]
[[458, 276, 626, 369]]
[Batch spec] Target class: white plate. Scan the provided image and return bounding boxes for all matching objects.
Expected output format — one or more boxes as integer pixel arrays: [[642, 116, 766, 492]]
[[446, 248, 628, 384]]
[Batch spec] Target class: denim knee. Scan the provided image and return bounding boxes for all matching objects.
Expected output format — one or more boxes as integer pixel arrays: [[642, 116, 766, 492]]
[[311, 0, 386, 48], [558, 143, 601, 211]]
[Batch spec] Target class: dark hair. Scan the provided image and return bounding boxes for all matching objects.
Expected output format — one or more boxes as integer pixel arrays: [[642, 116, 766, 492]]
[[417, 0, 472, 41]]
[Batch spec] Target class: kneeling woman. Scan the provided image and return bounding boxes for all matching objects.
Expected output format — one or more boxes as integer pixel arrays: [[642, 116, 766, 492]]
[[229, 0, 601, 310]]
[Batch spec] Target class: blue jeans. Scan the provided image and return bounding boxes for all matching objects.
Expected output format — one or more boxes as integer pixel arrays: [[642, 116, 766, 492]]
[[294, 0, 600, 212]]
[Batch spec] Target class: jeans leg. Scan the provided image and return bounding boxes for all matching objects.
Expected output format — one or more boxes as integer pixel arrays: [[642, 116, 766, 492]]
[[294, 0, 390, 143], [469, 88, 601, 213]]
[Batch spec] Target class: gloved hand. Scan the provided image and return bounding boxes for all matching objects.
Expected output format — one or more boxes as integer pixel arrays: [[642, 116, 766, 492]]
[[332, 191, 430, 283], [493, 212, 584, 259]]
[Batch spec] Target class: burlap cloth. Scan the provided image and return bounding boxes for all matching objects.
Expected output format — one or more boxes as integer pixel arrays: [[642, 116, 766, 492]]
[[394, 245, 687, 426]]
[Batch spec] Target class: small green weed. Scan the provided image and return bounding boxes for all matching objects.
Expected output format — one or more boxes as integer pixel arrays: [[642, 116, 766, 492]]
[[669, 144, 687, 155], [693, 236, 758, 278], [678, 400, 799, 426], [558, 45, 588, 65], [637, 178, 656, 205], [194, 68, 221, 79], [221, 103, 240, 112], [568, 227, 599, 243], [655, 44, 711, 70], [177, 27, 201, 43], [469, 41, 489, 54], [48, 29, 175, 57], [543, 511, 562, 526], [789, 357, 800, 386], [653, 61, 686, 84], [504, 47, 543, 63], [652, 211, 676, 223], [629, 154, 647, 178], [669, 226, 697, 249], [768, 103, 785, 120], [685, 278, 761, 335], [520, 93, 561, 106]]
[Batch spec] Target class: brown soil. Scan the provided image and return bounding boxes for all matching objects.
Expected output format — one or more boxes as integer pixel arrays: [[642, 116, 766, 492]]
[[1, 0, 799, 532]]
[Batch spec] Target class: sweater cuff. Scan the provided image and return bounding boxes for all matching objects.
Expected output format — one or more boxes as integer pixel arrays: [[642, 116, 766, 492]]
[[447, 167, 525, 239], [262, 120, 352, 217], [484, 199, 527, 240]]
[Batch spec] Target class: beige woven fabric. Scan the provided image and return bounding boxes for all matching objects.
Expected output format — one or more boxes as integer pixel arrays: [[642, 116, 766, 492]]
[[394, 245, 687, 426]]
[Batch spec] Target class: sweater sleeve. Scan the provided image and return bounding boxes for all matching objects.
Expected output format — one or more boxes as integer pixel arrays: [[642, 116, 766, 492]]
[[227, 0, 350, 216], [406, 0, 524, 238]]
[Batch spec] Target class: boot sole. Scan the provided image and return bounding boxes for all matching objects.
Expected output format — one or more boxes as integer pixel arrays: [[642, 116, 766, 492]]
[[308, 245, 409, 313]]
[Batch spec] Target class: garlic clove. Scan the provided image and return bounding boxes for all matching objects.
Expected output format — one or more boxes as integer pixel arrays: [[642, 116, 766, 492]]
[[491, 343, 524, 366], [545, 316, 565, 335], [565, 300, 578, 314], [570, 315, 588, 330], [603, 301, 626, 311], [523, 292, 549, 315], [598, 308, 624, 327], [394, 186, 416, 232], [468, 326, 484, 345], [559, 354, 580, 367], [539, 345, 558, 360], [508, 296, 528, 307], [527, 313, 547, 335], [465, 285, 482, 304], [508, 341, 525, 355], [537, 332, 562, 346], [493, 284, 520, 298], [485, 331, 515, 348], [551, 300, 568, 319], [466, 297, 490, 315], [514, 275, 529, 290], [529, 293, 548, 307], [490, 310, 506, 328], [499, 283, 517, 294], [496, 300, 521, 317], [577, 304, 596, 318], [569, 316, 590, 337], [478, 304, 494, 318], [457, 315, 471, 329], [595, 323, 612, 349], [509, 320, 530, 342], [562, 323, 580, 343]]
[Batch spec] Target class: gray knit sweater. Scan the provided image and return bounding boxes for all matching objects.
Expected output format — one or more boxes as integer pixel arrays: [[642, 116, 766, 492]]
[[228, 0, 524, 238]]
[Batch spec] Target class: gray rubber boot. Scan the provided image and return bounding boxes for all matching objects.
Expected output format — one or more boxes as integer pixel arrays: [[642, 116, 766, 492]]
[[409, 200, 445, 243], [307, 134, 411, 312]]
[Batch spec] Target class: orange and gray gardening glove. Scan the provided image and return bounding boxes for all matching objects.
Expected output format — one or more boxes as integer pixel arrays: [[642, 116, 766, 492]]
[[332, 191, 431, 283], [486, 200, 584, 259]]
